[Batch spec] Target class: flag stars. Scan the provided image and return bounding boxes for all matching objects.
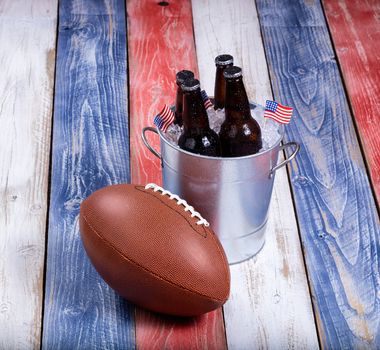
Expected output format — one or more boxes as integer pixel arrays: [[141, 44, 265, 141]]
[[264, 100, 293, 125]]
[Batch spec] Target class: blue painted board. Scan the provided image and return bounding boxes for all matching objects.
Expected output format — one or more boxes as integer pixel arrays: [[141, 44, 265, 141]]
[[42, 0, 135, 348], [60, 0, 124, 15], [256, 0, 380, 348]]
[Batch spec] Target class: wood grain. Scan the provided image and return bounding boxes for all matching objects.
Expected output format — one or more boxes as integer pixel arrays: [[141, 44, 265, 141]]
[[192, 0, 319, 348], [127, 0, 199, 185], [126, 1, 226, 348], [256, 0, 380, 348], [0, 1, 57, 348], [322, 0, 380, 205], [42, 0, 135, 348]]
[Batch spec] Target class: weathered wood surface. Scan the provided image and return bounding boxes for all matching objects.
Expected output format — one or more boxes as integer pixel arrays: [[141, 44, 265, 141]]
[[126, 0, 226, 348], [42, 0, 135, 348], [256, 0, 380, 348], [323, 0, 380, 205], [0, 1, 57, 348], [127, 0, 199, 185], [192, 0, 319, 348]]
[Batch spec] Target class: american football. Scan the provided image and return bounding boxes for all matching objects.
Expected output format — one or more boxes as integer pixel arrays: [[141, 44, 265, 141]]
[[79, 183, 230, 316]]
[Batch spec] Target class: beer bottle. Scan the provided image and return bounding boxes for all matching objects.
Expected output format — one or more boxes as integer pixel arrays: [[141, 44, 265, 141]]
[[175, 70, 194, 126], [214, 54, 233, 110], [178, 78, 221, 157], [219, 66, 262, 157]]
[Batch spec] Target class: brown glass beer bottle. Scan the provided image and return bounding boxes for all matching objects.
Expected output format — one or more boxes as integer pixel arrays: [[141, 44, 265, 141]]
[[175, 70, 194, 126], [219, 66, 262, 157], [178, 78, 221, 156], [214, 54, 233, 110]]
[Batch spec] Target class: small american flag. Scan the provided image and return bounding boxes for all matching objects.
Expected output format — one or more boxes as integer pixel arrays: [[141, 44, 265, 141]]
[[264, 100, 293, 124], [153, 105, 175, 132], [201, 90, 213, 110]]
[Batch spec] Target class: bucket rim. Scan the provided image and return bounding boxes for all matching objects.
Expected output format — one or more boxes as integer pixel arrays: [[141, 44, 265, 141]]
[[158, 125, 284, 161]]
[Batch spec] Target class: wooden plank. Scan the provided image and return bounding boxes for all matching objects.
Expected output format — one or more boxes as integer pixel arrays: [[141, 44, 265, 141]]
[[256, 0, 380, 348], [126, 1, 226, 348], [192, 0, 319, 348], [127, 0, 199, 185], [322, 0, 380, 205], [0, 1, 57, 348], [42, 0, 135, 348]]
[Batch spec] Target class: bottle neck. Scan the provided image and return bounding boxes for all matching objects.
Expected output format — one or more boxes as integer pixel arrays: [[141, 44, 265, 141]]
[[214, 64, 232, 109], [176, 83, 183, 102], [175, 84, 183, 125], [182, 88, 210, 131], [224, 77, 251, 120]]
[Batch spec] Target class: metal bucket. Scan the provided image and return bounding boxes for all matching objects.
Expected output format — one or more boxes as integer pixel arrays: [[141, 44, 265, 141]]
[[142, 106, 299, 264]]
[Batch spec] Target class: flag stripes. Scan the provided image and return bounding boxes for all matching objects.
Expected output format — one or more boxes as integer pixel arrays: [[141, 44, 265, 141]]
[[201, 90, 213, 110], [153, 104, 175, 132], [264, 100, 293, 124]]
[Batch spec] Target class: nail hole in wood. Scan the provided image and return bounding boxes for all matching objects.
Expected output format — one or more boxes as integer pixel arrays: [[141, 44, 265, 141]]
[[158, 1, 169, 6]]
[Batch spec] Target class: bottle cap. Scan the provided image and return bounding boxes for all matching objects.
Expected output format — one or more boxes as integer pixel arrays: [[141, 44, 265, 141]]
[[215, 54, 233, 66], [176, 70, 194, 85], [224, 66, 242, 79], [181, 78, 201, 91]]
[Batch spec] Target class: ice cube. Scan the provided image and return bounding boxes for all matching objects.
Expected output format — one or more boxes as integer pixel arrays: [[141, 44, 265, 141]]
[[163, 123, 182, 146], [202, 136, 211, 147], [208, 107, 225, 134], [251, 103, 265, 127], [253, 105, 282, 151], [261, 123, 281, 151]]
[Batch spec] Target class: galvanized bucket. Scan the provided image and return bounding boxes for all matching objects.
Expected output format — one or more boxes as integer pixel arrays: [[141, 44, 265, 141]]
[[142, 104, 299, 264]]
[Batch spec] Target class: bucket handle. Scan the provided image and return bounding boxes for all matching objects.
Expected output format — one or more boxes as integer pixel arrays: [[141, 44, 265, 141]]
[[269, 142, 300, 178], [142, 126, 162, 159]]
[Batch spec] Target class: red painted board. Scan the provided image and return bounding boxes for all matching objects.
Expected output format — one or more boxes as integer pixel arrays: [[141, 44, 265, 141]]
[[126, 0, 226, 348], [323, 0, 380, 204], [136, 309, 226, 350], [127, 0, 199, 185]]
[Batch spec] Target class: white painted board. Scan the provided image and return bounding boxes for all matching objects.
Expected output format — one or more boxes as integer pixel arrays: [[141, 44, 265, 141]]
[[0, 1, 57, 348], [192, 0, 320, 348]]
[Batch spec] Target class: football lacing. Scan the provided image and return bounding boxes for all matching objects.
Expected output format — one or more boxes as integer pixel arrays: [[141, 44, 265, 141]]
[[144, 183, 210, 227]]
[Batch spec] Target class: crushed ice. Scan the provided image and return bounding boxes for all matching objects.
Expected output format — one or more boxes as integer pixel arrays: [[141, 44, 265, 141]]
[[162, 103, 282, 154]]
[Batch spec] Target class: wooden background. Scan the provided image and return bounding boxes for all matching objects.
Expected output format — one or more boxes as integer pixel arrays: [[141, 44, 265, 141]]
[[0, 0, 379, 349]]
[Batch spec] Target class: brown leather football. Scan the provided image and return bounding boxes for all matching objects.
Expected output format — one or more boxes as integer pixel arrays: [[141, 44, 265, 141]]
[[79, 183, 230, 316]]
